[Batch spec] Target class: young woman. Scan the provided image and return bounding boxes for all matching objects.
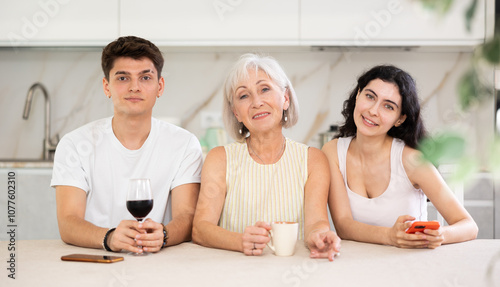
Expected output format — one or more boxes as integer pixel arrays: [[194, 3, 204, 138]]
[[322, 65, 477, 248]]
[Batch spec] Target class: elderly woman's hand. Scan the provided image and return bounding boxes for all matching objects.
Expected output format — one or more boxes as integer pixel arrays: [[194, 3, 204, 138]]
[[307, 229, 341, 261], [242, 221, 271, 256]]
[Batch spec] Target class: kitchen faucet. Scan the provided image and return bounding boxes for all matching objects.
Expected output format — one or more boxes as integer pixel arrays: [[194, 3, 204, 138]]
[[22, 82, 59, 160]]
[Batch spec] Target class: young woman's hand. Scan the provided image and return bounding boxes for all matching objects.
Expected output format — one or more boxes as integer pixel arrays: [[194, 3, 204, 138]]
[[388, 215, 437, 249]]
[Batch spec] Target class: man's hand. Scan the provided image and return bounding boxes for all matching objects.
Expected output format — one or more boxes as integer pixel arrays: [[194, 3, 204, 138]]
[[108, 218, 163, 253], [136, 218, 165, 253]]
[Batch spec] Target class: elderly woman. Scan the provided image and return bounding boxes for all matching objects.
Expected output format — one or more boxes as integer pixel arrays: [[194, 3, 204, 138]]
[[322, 65, 478, 249], [192, 53, 340, 260]]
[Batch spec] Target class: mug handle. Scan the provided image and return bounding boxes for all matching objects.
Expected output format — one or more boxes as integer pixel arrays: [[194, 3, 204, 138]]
[[266, 230, 275, 252]]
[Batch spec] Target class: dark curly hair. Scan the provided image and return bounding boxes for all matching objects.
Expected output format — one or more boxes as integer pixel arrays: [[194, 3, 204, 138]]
[[337, 65, 426, 148], [101, 36, 164, 80]]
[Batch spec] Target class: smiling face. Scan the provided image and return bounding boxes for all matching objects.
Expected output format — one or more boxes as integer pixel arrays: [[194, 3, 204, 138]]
[[353, 78, 407, 137], [232, 69, 289, 135], [103, 56, 165, 119]]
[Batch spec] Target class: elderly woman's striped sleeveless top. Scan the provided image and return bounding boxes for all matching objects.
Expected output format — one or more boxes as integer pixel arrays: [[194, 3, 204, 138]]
[[219, 138, 308, 239]]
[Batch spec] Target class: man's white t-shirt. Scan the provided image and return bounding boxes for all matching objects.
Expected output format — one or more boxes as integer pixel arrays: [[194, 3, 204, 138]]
[[51, 117, 203, 228]]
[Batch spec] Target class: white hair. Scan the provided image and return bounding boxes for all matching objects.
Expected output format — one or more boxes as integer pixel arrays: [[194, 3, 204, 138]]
[[222, 53, 299, 142]]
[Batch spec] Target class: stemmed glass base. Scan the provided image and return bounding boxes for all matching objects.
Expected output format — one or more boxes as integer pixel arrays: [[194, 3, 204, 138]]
[[128, 249, 150, 256], [128, 250, 150, 256], [128, 218, 150, 256]]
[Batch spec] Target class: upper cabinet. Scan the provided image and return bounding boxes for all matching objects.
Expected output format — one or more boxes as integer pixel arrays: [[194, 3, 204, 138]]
[[300, 0, 487, 46], [119, 0, 299, 46], [0, 0, 119, 47], [0, 0, 490, 47]]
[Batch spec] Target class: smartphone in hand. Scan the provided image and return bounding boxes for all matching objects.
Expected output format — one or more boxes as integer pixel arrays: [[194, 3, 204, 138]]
[[61, 254, 124, 263], [405, 221, 440, 234]]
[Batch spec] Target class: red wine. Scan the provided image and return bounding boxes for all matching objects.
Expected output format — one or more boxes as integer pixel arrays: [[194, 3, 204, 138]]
[[127, 199, 153, 220]]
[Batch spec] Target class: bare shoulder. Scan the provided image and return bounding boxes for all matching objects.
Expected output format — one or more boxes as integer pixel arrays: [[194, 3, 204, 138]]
[[321, 138, 339, 153], [307, 146, 330, 177], [401, 145, 435, 178], [308, 146, 327, 164], [201, 146, 227, 179], [321, 138, 339, 164], [204, 146, 226, 166]]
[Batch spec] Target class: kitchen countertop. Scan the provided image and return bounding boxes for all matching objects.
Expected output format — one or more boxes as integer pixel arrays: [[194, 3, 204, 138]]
[[1, 239, 499, 287], [0, 160, 53, 168]]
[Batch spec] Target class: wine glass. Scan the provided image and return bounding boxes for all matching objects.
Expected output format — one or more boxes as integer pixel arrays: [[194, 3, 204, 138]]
[[126, 178, 154, 256]]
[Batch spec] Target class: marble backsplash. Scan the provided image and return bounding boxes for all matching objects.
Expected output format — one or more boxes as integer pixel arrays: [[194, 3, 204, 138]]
[[0, 46, 495, 162]]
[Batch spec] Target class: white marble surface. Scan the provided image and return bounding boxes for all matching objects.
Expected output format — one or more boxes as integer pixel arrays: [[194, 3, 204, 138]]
[[1, 239, 498, 287], [0, 46, 494, 163]]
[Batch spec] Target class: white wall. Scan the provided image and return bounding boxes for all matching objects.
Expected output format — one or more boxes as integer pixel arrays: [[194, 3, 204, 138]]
[[0, 46, 493, 160]]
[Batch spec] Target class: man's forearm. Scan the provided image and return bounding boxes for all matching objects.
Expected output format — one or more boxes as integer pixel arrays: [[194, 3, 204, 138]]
[[163, 212, 195, 246], [59, 215, 108, 249]]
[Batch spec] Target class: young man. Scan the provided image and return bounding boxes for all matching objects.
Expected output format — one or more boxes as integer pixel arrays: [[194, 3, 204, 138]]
[[51, 36, 203, 254]]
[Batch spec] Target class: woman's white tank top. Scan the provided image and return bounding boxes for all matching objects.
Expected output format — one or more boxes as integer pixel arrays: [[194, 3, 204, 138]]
[[337, 137, 427, 227]]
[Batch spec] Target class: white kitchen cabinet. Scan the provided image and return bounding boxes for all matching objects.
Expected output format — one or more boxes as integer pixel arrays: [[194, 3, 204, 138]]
[[0, 168, 59, 240], [0, 0, 489, 48], [120, 0, 299, 46], [300, 0, 487, 46], [0, 0, 118, 47]]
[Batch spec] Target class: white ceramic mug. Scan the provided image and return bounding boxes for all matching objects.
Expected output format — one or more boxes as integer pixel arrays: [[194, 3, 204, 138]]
[[267, 221, 298, 256]]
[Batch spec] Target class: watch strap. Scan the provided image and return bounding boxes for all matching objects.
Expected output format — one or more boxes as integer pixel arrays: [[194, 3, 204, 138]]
[[162, 225, 169, 249]]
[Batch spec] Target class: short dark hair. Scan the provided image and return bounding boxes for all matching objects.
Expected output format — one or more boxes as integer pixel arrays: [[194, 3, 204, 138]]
[[101, 36, 164, 80], [337, 64, 427, 148]]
